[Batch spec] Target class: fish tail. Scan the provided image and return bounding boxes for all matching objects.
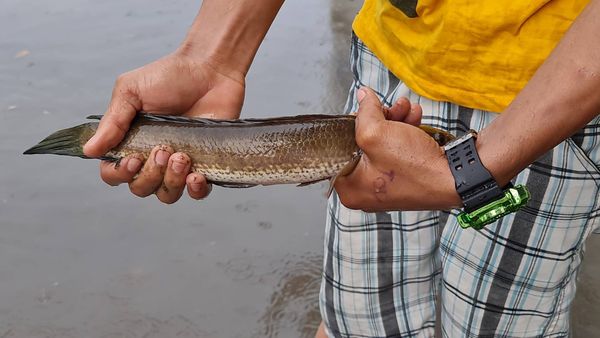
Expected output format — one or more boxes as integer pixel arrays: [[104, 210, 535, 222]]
[[23, 122, 99, 159]]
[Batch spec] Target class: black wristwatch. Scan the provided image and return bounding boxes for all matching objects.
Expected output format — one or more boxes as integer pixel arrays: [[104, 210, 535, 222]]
[[443, 130, 530, 229]]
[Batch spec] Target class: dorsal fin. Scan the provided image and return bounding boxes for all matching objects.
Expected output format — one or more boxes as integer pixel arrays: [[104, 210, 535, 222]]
[[87, 112, 354, 127]]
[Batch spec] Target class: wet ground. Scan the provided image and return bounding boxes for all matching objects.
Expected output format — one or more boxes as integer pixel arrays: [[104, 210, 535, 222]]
[[1, 0, 598, 337]]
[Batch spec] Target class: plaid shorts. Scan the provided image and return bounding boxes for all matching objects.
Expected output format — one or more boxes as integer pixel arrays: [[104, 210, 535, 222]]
[[319, 34, 600, 338]]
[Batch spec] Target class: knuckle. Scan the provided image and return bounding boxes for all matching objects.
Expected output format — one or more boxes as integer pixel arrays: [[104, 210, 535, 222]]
[[101, 115, 129, 139], [356, 122, 383, 149], [141, 163, 163, 180]]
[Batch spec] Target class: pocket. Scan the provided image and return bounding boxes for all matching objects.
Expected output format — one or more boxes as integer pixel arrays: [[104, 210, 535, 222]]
[[564, 137, 600, 234], [568, 117, 600, 178], [566, 138, 600, 186]]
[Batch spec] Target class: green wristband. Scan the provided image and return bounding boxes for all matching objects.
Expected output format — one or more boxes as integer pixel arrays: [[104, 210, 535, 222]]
[[456, 184, 530, 230]]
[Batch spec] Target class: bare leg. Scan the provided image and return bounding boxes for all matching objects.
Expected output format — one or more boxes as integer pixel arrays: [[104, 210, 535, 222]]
[[315, 321, 328, 338]]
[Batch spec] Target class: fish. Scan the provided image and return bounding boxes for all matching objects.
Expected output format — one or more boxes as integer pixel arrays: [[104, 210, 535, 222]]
[[23, 113, 455, 191]]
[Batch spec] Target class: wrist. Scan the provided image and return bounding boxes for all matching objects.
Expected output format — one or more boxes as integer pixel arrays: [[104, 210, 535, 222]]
[[173, 46, 247, 90], [433, 151, 463, 210], [176, 0, 284, 79], [476, 125, 521, 188], [442, 130, 507, 212], [441, 129, 531, 229], [175, 36, 248, 86]]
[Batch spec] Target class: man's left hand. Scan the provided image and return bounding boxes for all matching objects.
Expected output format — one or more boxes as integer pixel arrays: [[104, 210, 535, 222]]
[[334, 87, 461, 212]]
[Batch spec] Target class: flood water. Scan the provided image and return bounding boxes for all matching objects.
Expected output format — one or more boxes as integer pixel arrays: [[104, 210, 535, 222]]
[[1, 0, 598, 337]]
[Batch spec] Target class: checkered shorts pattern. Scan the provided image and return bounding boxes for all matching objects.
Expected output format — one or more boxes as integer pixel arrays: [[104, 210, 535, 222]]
[[319, 34, 600, 338]]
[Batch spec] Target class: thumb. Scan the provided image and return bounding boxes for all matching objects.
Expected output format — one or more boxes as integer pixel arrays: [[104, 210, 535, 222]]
[[355, 86, 385, 130], [83, 86, 141, 158], [356, 87, 384, 121]]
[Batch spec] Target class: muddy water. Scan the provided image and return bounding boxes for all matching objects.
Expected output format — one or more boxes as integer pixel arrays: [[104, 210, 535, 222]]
[[0, 0, 598, 337]]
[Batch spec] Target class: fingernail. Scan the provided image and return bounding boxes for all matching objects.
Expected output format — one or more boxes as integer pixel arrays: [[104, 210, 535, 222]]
[[155, 148, 170, 167], [127, 157, 142, 173], [357, 88, 366, 103], [190, 176, 203, 192], [171, 155, 187, 174]]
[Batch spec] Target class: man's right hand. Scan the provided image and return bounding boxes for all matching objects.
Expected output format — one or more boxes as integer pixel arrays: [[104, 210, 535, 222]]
[[83, 52, 245, 204]]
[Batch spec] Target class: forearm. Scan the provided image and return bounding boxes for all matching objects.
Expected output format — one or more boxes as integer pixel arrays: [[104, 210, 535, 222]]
[[478, 0, 600, 186], [177, 0, 285, 81]]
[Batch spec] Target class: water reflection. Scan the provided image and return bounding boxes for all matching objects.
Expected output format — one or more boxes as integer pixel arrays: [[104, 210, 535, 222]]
[[254, 254, 323, 338]]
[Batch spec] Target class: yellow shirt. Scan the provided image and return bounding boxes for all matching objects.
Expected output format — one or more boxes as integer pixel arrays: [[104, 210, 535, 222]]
[[353, 0, 589, 112]]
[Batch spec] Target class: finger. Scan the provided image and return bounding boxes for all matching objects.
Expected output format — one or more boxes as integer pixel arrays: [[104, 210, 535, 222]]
[[354, 87, 386, 149], [155, 153, 191, 204], [355, 86, 385, 124], [186, 173, 212, 200], [99, 154, 144, 186], [404, 103, 423, 126], [128, 145, 173, 197], [381, 106, 391, 119], [387, 97, 411, 122], [83, 76, 142, 158]]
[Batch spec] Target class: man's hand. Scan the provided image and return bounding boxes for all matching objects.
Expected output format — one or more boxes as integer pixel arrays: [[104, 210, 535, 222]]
[[80, 0, 285, 204], [83, 52, 245, 203], [335, 87, 461, 212]]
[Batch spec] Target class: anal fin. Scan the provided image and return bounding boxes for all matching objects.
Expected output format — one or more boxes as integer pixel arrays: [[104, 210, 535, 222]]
[[297, 178, 326, 187], [211, 181, 258, 188]]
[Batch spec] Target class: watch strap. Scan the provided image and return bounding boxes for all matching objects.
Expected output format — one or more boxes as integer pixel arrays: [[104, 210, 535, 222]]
[[445, 132, 504, 212]]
